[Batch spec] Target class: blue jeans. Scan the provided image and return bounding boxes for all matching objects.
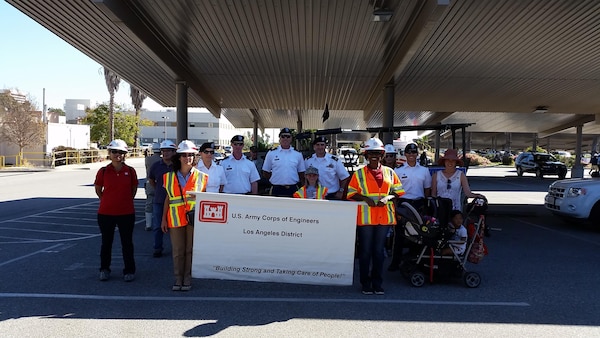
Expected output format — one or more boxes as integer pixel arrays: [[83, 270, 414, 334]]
[[152, 202, 166, 251], [357, 225, 390, 290]]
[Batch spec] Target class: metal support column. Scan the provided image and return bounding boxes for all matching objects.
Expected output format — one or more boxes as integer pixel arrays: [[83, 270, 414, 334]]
[[571, 125, 584, 178], [253, 120, 259, 148], [383, 81, 394, 145], [176, 81, 188, 143]]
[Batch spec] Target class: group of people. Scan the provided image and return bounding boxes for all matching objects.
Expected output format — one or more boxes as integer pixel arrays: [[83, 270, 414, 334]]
[[93, 129, 483, 295], [94, 135, 261, 291]]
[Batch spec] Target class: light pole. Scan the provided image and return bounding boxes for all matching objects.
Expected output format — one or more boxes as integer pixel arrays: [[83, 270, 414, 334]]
[[162, 116, 169, 141]]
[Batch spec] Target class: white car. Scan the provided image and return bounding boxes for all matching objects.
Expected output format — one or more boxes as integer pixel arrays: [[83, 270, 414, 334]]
[[545, 178, 600, 222]]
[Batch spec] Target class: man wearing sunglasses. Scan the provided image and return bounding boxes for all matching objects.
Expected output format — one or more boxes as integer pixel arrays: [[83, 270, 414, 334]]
[[388, 143, 432, 272], [304, 136, 349, 200], [262, 127, 306, 197], [221, 135, 260, 194]]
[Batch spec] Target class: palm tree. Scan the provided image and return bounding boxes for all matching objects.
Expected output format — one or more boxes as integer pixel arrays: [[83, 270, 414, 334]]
[[130, 85, 147, 148], [413, 135, 431, 151], [103, 67, 120, 141]]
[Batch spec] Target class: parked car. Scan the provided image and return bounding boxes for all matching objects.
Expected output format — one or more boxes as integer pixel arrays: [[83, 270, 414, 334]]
[[337, 147, 359, 167], [545, 178, 600, 222], [515, 152, 567, 179], [213, 152, 225, 164]]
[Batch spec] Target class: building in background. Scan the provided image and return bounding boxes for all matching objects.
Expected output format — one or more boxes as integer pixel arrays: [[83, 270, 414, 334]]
[[64, 99, 90, 123], [140, 109, 239, 149]]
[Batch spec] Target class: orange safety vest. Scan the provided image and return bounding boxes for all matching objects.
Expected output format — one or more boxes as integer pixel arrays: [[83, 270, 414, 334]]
[[347, 165, 404, 226], [163, 168, 208, 228], [293, 185, 328, 199]]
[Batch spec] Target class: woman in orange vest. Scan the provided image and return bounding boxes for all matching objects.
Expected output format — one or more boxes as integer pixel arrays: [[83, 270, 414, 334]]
[[293, 166, 328, 199], [347, 138, 404, 295], [161, 140, 208, 291]]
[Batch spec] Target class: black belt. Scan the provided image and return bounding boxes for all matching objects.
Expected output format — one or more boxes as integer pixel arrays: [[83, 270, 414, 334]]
[[273, 184, 297, 189]]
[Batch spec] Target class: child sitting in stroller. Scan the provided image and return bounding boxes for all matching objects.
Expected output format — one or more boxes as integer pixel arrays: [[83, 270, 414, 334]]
[[441, 210, 467, 256]]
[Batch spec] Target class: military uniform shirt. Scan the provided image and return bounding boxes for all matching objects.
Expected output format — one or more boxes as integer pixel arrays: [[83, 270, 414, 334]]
[[305, 153, 349, 192], [220, 155, 260, 194], [262, 146, 306, 185]]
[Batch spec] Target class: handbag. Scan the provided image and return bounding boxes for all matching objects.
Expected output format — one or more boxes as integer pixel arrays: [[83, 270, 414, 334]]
[[175, 174, 194, 227]]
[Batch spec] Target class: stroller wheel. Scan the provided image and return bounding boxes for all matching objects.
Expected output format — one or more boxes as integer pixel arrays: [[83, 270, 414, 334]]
[[409, 271, 426, 287], [463, 272, 481, 288]]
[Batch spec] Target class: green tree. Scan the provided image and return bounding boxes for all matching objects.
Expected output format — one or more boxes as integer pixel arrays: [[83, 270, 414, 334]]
[[82, 104, 152, 147], [413, 135, 431, 151], [103, 67, 121, 141], [129, 85, 147, 147], [0, 92, 45, 163]]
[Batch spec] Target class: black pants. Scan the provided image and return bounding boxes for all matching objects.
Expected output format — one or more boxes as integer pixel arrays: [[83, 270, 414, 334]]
[[270, 184, 298, 197], [98, 213, 136, 275]]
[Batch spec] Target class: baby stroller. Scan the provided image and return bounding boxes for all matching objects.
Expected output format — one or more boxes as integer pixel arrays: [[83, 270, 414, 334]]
[[397, 197, 488, 288]]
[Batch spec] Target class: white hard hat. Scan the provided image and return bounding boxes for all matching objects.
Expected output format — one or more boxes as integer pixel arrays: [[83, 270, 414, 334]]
[[176, 140, 198, 154], [160, 140, 177, 150], [384, 144, 397, 154], [107, 139, 128, 153], [362, 138, 385, 152]]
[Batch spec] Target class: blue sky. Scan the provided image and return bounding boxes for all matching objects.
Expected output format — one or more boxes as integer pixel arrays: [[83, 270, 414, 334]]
[[0, 1, 163, 111]]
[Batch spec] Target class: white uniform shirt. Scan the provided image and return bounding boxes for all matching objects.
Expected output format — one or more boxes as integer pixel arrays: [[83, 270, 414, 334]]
[[394, 163, 432, 200], [262, 146, 306, 185], [305, 153, 349, 193], [220, 155, 260, 194], [197, 161, 227, 193]]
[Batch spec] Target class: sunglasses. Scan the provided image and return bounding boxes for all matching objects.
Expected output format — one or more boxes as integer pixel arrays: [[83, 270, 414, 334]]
[[233, 142, 244, 146], [366, 151, 383, 157], [447, 179, 452, 190], [110, 150, 126, 155], [385, 154, 396, 158], [202, 150, 215, 154], [280, 134, 292, 138], [180, 153, 196, 157], [405, 150, 418, 154]]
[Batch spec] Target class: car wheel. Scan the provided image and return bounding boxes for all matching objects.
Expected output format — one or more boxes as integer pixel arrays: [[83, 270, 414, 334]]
[[589, 202, 600, 224], [536, 168, 543, 178], [516, 166, 523, 176], [409, 271, 426, 287], [464, 272, 481, 288], [559, 171, 566, 180]]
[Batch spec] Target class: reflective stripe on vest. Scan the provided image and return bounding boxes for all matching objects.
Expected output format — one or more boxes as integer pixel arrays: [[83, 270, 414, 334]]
[[349, 166, 403, 225], [163, 169, 208, 228], [293, 185, 328, 199]]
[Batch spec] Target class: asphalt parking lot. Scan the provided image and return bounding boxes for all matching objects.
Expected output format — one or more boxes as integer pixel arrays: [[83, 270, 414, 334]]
[[1, 159, 599, 337]]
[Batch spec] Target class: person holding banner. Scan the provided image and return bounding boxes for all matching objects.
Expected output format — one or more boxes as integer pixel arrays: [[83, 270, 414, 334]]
[[262, 127, 306, 197], [304, 136, 349, 200], [347, 138, 404, 295], [221, 135, 260, 194], [293, 166, 328, 199], [197, 142, 227, 193], [161, 140, 208, 291]]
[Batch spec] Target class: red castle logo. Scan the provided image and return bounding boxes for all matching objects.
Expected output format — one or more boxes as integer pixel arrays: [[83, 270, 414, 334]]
[[198, 201, 228, 223]]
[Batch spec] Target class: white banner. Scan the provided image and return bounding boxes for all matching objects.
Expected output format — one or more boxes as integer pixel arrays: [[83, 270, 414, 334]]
[[190, 192, 358, 285]]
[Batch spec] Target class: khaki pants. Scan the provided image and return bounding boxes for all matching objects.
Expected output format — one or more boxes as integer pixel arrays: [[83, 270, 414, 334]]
[[169, 225, 194, 286]]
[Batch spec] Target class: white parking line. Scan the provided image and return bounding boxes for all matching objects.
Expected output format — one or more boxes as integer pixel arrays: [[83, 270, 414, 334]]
[[0, 292, 530, 306], [0, 244, 64, 267], [512, 217, 600, 247]]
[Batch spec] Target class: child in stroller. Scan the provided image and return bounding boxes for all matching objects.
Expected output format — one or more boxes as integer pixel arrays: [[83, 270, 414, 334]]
[[397, 196, 487, 288], [441, 210, 467, 256]]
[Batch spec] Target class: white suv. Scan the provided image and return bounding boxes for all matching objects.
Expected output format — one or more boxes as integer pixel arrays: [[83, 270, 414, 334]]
[[545, 178, 600, 222]]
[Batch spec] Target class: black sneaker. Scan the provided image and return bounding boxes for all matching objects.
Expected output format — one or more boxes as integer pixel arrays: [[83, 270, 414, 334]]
[[374, 287, 385, 295], [361, 287, 374, 295], [99, 270, 110, 281]]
